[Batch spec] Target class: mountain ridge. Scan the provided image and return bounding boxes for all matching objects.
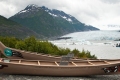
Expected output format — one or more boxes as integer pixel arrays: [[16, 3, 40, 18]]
[[9, 4, 99, 39], [0, 15, 39, 38]]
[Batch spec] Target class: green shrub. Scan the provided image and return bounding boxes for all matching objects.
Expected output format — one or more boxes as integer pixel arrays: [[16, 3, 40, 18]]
[[0, 36, 97, 59]]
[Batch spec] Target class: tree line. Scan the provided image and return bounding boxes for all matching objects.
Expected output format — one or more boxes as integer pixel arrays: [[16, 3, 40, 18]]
[[0, 36, 97, 59]]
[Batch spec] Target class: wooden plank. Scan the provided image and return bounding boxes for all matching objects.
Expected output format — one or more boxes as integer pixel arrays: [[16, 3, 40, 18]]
[[38, 61, 40, 65], [55, 61, 59, 66], [72, 62, 77, 66]]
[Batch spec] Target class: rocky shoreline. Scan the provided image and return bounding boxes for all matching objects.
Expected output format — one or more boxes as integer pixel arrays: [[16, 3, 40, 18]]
[[0, 74, 120, 80]]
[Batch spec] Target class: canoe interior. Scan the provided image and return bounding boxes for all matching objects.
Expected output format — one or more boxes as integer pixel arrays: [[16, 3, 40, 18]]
[[1, 58, 120, 67]]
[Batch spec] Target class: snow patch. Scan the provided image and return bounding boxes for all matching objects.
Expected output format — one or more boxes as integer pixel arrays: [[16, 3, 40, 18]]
[[45, 10, 49, 12], [61, 16, 72, 22], [67, 18, 72, 22], [48, 12, 58, 17], [62, 16, 67, 19], [18, 10, 28, 14]]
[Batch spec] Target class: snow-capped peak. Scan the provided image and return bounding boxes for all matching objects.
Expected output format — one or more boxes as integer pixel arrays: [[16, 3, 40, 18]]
[[27, 4, 38, 8], [41, 6, 74, 23], [25, 4, 39, 10], [17, 4, 40, 14], [15, 5, 79, 23]]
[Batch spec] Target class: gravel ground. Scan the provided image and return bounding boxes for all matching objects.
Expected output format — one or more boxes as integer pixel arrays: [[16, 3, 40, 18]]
[[0, 74, 120, 80]]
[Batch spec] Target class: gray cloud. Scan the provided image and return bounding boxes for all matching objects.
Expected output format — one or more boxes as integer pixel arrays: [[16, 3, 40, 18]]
[[101, 0, 120, 4], [0, 0, 120, 30]]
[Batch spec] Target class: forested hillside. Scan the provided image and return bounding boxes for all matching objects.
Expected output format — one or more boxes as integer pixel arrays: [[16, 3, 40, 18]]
[[0, 15, 39, 38]]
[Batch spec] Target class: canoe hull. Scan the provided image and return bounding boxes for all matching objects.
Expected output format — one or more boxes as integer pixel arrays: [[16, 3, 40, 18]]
[[0, 62, 120, 76]]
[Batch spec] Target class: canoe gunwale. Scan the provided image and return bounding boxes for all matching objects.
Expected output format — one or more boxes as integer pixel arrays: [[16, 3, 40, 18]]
[[0, 58, 120, 67]]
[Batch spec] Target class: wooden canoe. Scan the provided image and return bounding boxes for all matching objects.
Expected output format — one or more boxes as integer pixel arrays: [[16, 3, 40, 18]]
[[0, 58, 120, 76], [0, 41, 111, 61]]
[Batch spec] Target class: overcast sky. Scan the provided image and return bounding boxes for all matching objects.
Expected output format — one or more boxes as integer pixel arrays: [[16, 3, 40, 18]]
[[0, 0, 120, 30]]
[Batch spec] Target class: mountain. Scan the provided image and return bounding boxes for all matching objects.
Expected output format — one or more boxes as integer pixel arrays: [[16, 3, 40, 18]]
[[107, 25, 120, 30], [41, 6, 98, 31], [97, 25, 120, 30], [9, 4, 99, 39], [0, 15, 39, 38]]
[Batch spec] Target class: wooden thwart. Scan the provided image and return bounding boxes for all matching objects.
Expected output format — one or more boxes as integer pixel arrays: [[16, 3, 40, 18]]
[[19, 60, 21, 63], [88, 61, 95, 65], [38, 61, 40, 65], [55, 61, 59, 66], [72, 62, 77, 66]]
